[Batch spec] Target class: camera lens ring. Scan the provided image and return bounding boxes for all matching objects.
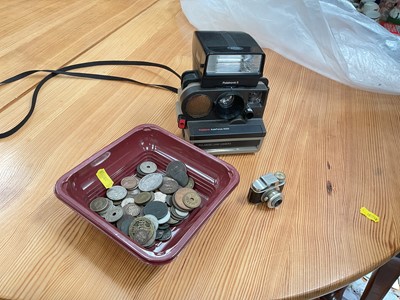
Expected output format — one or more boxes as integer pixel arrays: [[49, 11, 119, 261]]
[[262, 189, 283, 208], [215, 92, 245, 120], [182, 93, 213, 119]]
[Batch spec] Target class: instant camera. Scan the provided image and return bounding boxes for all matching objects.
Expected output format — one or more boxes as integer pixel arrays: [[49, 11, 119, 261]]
[[176, 31, 269, 155]]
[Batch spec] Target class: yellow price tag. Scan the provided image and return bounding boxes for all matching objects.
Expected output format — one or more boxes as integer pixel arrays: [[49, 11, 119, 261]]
[[360, 207, 380, 223], [96, 168, 114, 189]]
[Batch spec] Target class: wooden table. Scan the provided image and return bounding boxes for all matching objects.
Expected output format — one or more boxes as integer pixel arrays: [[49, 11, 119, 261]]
[[1, 1, 399, 299]]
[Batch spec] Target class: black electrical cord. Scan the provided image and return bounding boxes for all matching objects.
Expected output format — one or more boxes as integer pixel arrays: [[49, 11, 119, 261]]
[[0, 60, 181, 139]]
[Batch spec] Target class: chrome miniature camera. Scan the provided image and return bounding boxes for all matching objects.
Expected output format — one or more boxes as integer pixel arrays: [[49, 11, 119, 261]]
[[247, 172, 286, 208], [176, 31, 270, 155]]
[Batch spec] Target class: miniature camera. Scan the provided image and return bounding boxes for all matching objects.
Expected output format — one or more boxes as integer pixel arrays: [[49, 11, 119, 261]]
[[247, 172, 286, 208], [176, 31, 270, 155]]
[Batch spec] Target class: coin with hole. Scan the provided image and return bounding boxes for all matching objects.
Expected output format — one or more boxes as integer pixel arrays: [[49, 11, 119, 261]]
[[139, 161, 157, 174], [104, 206, 123, 222]]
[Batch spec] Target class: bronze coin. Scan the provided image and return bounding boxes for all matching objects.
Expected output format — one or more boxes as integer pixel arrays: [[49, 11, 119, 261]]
[[134, 191, 152, 205], [183, 191, 201, 209], [173, 188, 195, 211], [129, 216, 155, 246], [121, 176, 139, 190], [184, 177, 195, 189]]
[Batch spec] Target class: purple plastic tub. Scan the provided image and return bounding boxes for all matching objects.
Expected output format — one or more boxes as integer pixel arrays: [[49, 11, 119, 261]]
[[54, 124, 240, 265]]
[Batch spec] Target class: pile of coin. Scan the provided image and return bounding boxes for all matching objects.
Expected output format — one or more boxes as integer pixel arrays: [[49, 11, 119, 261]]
[[89, 160, 201, 248]]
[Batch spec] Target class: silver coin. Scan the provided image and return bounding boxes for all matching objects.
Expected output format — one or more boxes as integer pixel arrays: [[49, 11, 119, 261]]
[[121, 197, 135, 207], [153, 191, 167, 203], [123, 203, 141, 217], [174, 207, 189, 218], [157, 211, 171, 224], [139, 161, 157, 174], [167, 215, 181, 225], [106, 185, 127, 201], [138, 173, 163, 192], [127, 189, 140, 197], [104, 206, 123, 222]]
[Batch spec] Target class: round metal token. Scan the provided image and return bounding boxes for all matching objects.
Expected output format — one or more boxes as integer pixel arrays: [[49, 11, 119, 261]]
[[166, 161, 189, 186], [127, 189, 140, 197], [158, 223, 170, 230], [138, 173, 163, 192], [157, 210, 171, 224], [183, 191, 201, 209], [184, 177, 195, 189], [139, 161, 157, 174], [134, 191, 152, 205], [121, 176, 139, 190], [167, 215, 182, 226], [89, 197, 109, 212], [129, 217, 155, 246], [106, 185, 127, 201], [116, 215, 134, 235], [143, 201, 168, 219], [173, 206, 189, 219], [144, 214, 159, 230], [123, 203, 141, 217], [159, 177, 179, 194], [169, 205, 187, 220], [98, 200, 113, 216], [165, 195, 173, 207], [173, 188, 194, 211], [155, 229, 164, 240], [104, 206, 123, 223], [159, 227, 172, 242], [121, 197, 135, 207], [153, 191, 167, 203]]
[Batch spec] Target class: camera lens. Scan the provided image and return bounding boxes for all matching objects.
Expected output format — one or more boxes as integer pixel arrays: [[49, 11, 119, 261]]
[[218, 95, 234, 108], [215, 93, 244, 120], [263, 189, 283, 209], [184, 94, 213, 118]]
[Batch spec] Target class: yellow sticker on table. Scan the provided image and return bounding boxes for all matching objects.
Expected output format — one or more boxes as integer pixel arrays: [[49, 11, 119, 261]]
[[96, 168, 114, 189], [360, 207, 380, 223]]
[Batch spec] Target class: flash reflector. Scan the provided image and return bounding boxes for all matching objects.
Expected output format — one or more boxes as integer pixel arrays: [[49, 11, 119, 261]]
[[206, 54, 263, 75], [192, 31, 265, 88]]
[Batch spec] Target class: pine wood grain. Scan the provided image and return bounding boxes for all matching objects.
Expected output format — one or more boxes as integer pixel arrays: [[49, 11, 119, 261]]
[[1, 0, 400, 299]]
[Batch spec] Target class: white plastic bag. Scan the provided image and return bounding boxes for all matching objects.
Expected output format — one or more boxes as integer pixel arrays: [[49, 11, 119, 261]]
[[180, 0, 400, 95]]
